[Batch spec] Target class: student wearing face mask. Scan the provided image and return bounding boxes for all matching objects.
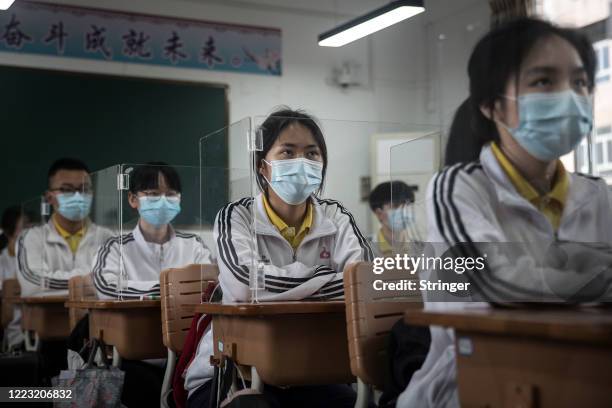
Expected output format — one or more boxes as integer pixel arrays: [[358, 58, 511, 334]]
[[368, 181, 418, 257], [184, 109, 373, 408], [16, 158, 114, 297], [397, 18, 612, 408], [93, 162, 212, 300]]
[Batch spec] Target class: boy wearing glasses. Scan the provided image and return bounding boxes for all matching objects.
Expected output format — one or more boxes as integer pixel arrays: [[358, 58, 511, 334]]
[[16, 158, 113, 297], [92, 162, 211, 300]]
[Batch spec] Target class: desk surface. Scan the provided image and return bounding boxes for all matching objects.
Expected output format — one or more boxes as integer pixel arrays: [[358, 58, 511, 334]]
[[21, 296, 68, 304], [189, 301, 345, 316], [65, 299, 160, 309], [405, 307, 612, 345]]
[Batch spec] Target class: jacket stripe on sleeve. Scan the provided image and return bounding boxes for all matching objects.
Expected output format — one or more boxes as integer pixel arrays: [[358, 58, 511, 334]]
[[92, 234, 160, 298], [217, 198, 326, 293], [17, 230, 69, 290], [433, 161, 544, 299]]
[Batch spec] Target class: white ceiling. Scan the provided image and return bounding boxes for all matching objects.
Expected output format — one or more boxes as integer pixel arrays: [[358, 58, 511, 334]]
[[184, 0, 391, 18]]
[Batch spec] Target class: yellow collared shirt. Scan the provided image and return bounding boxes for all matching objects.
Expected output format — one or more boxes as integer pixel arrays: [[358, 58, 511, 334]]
[[491, 142, 569, 231], [263, 195, 313, 250], [377, 229, 393, 257], [53, 215, 86, 254]]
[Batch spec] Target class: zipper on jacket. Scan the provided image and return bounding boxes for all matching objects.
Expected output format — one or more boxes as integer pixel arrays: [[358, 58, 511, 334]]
[[160, 245, 164, 269]]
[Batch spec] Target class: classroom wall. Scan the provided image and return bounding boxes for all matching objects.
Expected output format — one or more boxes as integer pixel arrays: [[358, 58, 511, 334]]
[[0, 0, 490, 234], [0, 0, 490, 126]]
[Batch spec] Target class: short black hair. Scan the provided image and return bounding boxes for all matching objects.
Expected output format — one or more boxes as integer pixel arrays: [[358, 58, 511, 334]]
[[369, 181, 415, 211], [1, 205, 23, 238], [468, 17, 596, 147], [48, 158, 90, 183], [129, 162, 182, 194], [255, 107, 328, 194]]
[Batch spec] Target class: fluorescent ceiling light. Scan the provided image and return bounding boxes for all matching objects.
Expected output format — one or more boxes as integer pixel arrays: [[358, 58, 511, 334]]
[[0, 0, 15, 10], [318, 0, 424, 47]]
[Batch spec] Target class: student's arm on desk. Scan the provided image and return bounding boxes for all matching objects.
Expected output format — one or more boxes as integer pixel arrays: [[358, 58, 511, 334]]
[[16, 229, 79, 296], [91, 236, 160, 300], [214, 201, 372, 302], [427, 167, 612, 303], [310, 200, 374, 300]]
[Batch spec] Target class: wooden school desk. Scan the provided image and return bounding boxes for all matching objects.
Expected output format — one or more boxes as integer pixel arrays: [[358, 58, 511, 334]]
[[21, 296, 70, 350], [65, 299, 166, 365], [404, 307, 612, 408], [188, 301, 353, 389]]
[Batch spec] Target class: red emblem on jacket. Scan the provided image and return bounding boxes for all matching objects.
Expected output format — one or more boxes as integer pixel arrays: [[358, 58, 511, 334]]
[[320, 246, 330, 259]]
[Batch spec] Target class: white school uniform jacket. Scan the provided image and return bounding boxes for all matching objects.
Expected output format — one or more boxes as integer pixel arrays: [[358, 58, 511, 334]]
[[16, 220, 113, 297], [0, 247, 17, 290], [184, 194, 373, 394], [0, 247, 22, 348], [93, 225, 212, 300], [397, 144, 612, 408]]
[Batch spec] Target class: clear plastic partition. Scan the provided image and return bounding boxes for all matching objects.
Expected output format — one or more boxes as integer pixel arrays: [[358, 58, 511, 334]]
[[85, 166, 121, 300], [389, 131, 443, 252], [90, 163, 203, 300], [202, 115, 440, 302], [20, 196, 50, 293], [199, 118, 261, 302]]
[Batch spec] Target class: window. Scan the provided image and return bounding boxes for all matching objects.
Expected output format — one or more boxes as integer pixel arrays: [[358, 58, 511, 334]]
[[608, 141, 612, 163], [603, 46, 610, 70], [597, 125, 612, 136], [596, 142, 604, 165]]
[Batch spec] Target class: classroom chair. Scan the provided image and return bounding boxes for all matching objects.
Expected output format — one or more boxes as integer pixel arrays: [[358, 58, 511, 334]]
[[343, 262, 422, 408], [68, 274, 96, 331], [1, 279, 21, 351], [160, 264, 219, 408]]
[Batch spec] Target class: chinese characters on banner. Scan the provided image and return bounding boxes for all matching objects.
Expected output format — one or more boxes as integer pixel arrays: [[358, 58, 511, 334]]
[[0, 1, 282, 76]]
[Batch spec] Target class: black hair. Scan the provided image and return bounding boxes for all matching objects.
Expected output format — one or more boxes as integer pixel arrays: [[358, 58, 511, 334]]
[[468, 17, 596, 149], [369, 181, 415, 211], [48, 158, 90, 185], [1, 205, 23, 238], [255, 107, 328, 194], [128, 162, 182, 194], [444, 98, 482, 166]]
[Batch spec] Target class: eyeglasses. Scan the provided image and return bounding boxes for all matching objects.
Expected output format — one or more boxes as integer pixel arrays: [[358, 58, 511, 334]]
[[138, 192, 181, 202]]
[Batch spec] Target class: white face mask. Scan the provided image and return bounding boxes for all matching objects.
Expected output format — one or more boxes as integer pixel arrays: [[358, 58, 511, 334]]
[[263, 158, 323, 205]]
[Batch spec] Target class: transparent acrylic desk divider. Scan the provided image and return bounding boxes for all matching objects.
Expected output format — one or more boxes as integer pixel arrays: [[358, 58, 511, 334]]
[[200, 118, 264, 304], [111, 163, 201, 301], [390, 130, 442, 253]]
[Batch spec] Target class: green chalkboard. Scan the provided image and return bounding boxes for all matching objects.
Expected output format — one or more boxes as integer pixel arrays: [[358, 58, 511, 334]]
[[0, 65, 228, 223]]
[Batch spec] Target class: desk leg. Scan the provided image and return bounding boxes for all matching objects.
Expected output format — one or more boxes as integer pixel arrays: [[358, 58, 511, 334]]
[[160, 349, 176, 408], [251, 367, 263, 392], [355, 378, 371, 408], [112, 346, 122, 368], [24, 331, 39, 352]]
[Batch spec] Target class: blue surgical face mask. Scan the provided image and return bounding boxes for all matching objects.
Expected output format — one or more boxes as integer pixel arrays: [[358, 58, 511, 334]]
[[264, 158, 323, 205], [387, 206, 413, 232], [56, 192, 92, 221], [501, 90, 593, 161], [138, 196, 181, 227]]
